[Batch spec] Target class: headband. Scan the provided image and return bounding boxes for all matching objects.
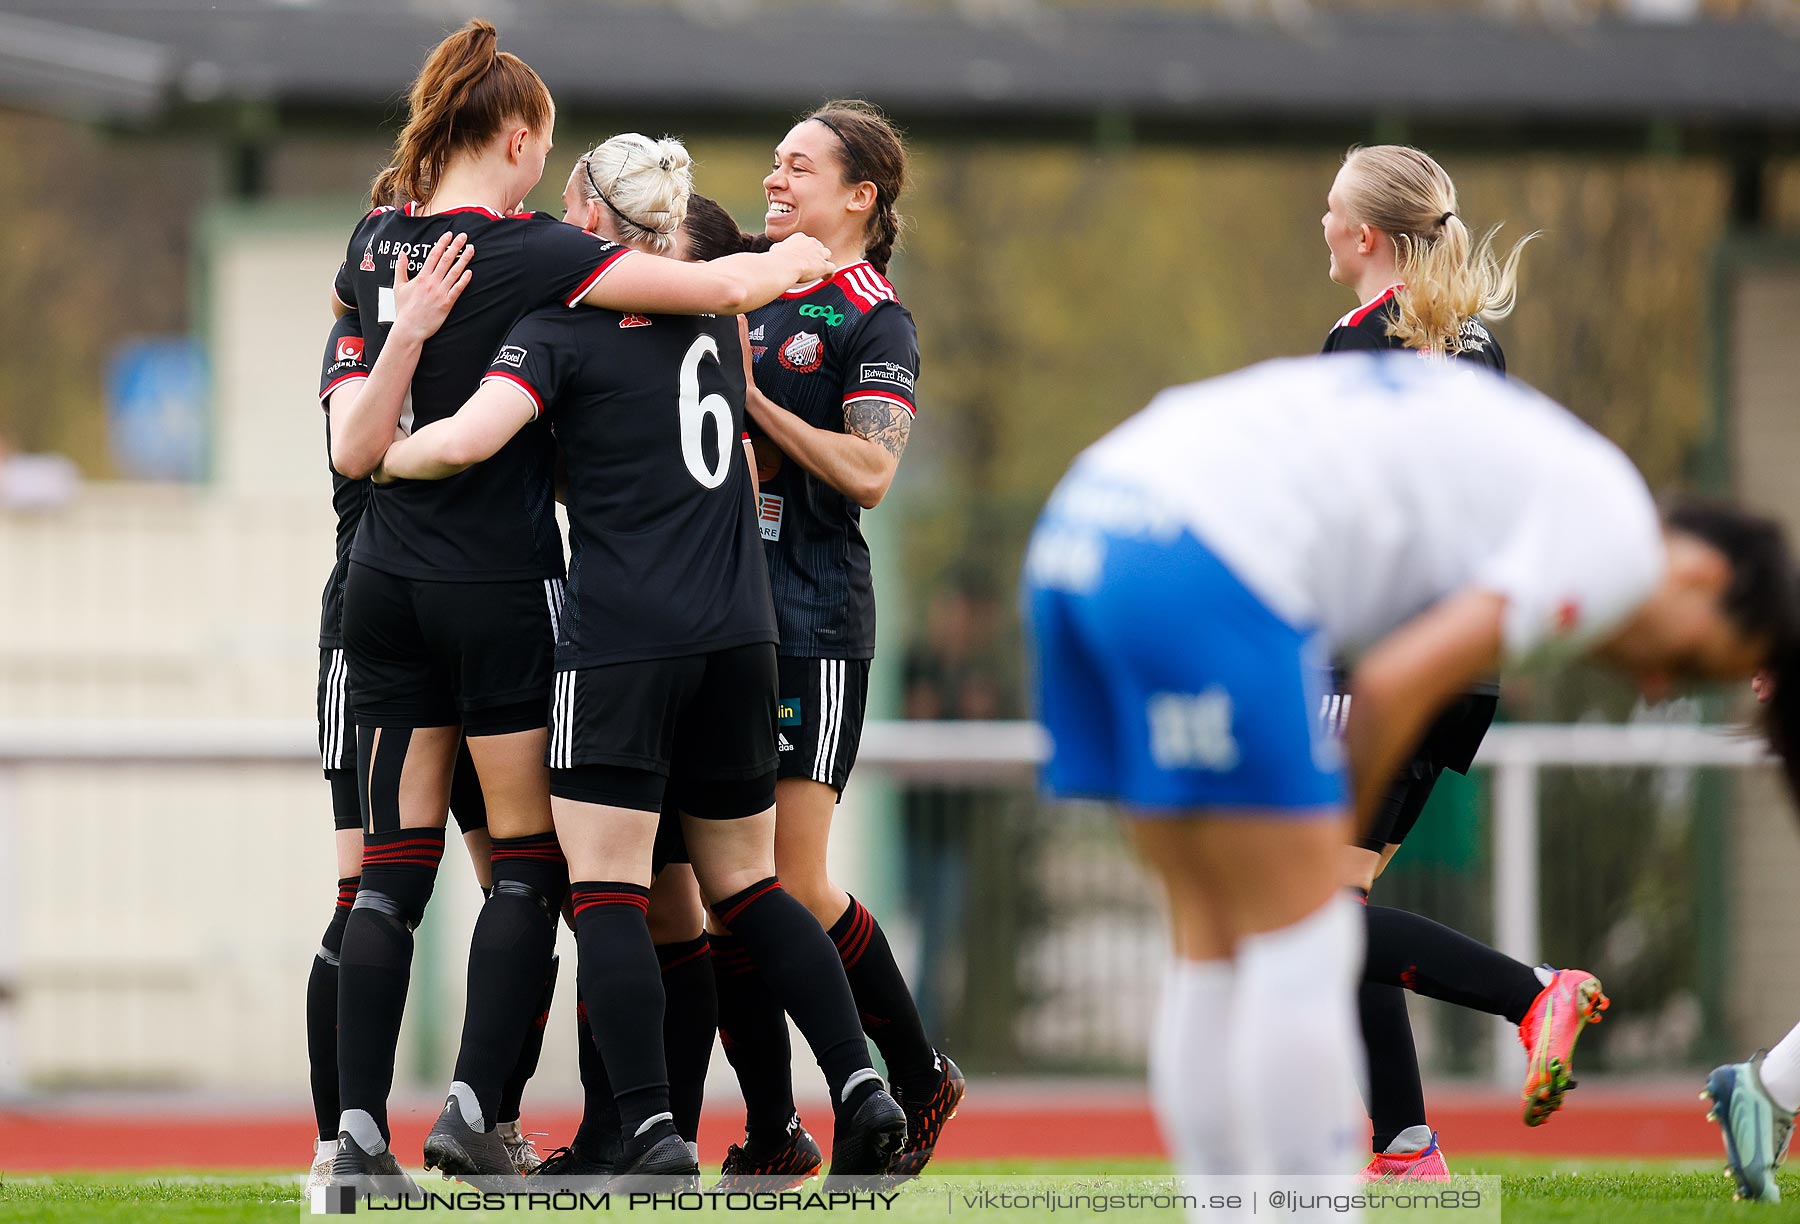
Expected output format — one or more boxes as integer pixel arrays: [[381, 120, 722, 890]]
[[583, 154, 651, 234]]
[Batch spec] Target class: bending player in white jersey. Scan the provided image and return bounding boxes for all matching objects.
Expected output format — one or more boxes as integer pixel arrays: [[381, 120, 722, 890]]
[[1023, 355, 1800, 1205]]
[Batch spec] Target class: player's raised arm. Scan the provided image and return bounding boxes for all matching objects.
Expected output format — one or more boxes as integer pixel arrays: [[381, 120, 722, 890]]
[[579, 231, 831, 316], [329, 232, 474, 478]]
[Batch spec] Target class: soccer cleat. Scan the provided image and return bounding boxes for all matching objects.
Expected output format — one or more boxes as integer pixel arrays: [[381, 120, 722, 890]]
[[608, 1127, 701, 1193], [422, 1091, 523, 1190], [714, 1115, 824, 1191], [532, 1128, 619, 1189], [890, 1053, 966, 1179], [305, 1138, 338, 1198], [1517, 967, 1609, 1127], [826, 1087, 908, 1184], [1704, 1053, 1796, 1203], [1359, 1132, 1451, 1182], [496, 1120, 546, 1175], [330, 1129, 423, 1201]]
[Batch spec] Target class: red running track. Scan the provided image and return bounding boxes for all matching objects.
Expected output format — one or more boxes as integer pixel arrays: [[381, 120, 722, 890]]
[[0, 1086, 1722, 1173]]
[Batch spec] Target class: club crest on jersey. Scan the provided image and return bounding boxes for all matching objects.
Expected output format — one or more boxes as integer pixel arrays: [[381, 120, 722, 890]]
[[359, 243, 375, 272], [335, 336, 365, 363], [779, 331, 823, 374], [619, 314, 652, 329], [494, 345, 528, 368]]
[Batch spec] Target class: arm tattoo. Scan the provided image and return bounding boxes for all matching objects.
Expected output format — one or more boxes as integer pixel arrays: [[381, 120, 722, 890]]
[[845, 398, 912, 462]]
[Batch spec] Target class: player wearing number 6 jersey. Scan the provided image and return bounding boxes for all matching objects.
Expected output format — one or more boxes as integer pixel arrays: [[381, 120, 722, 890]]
[[374, 134, 906, 1183]]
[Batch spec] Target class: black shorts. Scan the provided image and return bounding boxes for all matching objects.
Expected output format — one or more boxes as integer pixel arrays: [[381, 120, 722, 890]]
[[342, 563, 562, 735], [775, 656, 871, 794], [1356, 690, 1498, 852], [548, 642, 779, 820], [320, 643, 489, 834]]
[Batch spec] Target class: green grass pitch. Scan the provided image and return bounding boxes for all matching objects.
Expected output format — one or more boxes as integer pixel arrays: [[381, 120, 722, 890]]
[[4, 1159, 1798, 1221]]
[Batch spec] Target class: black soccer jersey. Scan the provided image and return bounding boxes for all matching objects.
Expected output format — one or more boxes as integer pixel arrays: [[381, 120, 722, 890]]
[[486, 305, 776, 669], [331, 204, 631, 582], [744, 261, 918, 659], [316, 313, 372, 648], [1320, 283, 1506, 373]]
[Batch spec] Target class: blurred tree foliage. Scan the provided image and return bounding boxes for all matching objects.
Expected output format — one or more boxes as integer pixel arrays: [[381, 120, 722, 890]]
[[0, 113, 213, 473]]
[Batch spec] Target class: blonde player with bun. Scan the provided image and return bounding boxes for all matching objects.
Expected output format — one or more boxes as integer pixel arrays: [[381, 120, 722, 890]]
[[1321, 143, 1534, 367]]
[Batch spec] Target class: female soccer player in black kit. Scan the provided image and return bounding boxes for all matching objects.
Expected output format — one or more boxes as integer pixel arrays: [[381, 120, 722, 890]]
[[311, 319, 553, 1191], [709, 101, 962, 1186], [321, 21, 832, 1194], [1317, 145, 1602, 1181], [369, 134, 907, 1183]]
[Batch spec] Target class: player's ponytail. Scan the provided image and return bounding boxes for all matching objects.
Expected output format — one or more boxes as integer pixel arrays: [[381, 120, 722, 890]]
[[573, 134, 693, 256], [370, 19, 552, 209], [1338, 145, 1536, 357], [804, 100, 908, 276], [1664, 500, 1800, 811]]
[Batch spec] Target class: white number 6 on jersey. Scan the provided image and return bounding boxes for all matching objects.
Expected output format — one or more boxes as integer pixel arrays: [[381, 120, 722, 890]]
[[679, 334, 733, 490]]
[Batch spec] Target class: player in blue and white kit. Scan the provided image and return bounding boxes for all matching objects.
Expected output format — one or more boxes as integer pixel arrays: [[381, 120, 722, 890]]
[[1025, 356, 1800, 1191]]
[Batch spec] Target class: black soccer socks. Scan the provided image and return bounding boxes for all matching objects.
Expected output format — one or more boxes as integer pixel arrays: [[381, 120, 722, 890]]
[[658, 934, 716, 1144], [827, 896, 938, 1098], [498, 953, 558, 1127], [452, 834, 567, 1128], [338, 828, 445, 1140], [571, 882, 673, 1157], [1365, 904, 1544, 1024], [307, 876, 359, 1142], [714, 878, 879, 1115], [1359, 978, 1429, 1152], [712, 931, 800, 1146]]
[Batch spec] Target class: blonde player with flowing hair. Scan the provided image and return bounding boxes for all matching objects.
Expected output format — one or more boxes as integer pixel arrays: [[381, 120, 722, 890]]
[[1321, 143, 1534, 365]]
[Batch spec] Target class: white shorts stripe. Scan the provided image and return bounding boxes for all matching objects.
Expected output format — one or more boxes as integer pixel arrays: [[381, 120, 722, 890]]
[[815, 659, 845, 784], [553, 670, 576, 769], [323, 648, 348, 770]]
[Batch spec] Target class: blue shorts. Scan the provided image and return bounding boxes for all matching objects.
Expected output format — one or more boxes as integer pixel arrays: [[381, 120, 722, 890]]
[[1022, 498, 1344, 815]]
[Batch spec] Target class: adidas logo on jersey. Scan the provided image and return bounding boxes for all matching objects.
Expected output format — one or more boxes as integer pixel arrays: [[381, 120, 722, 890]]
[[620, 314, 652, 329], [747, 324, 765, 342], [778, 733, 794, 753]]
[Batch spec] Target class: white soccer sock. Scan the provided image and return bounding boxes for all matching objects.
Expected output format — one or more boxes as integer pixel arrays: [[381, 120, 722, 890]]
[[1759, 1020, 1800, 1113], [1231, 894, 1365, 1180], [1150, 957, 1243, 1175]]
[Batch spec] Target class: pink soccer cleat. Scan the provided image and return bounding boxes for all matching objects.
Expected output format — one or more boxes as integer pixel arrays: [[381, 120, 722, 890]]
[[1360, 1132, 1451, 1182], [1517, 967, 1609, 1127]]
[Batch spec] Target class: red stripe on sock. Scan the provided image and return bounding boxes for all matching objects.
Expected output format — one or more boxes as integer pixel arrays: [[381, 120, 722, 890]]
[[718, 881, 782, 926], [571, 892, 649, 918], [659, 943, 710, 974], [837, 902, 874, 968]]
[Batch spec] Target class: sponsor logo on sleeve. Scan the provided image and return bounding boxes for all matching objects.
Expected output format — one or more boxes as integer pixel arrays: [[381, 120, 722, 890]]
[[759, 492, 783, 541], [359, 242, 376, 272], [335, 336, 365, 363], [619, 314, 652, 329], [778, 332, 823, 374], [494, 345, 528, 368], [859, 362, 915, 393]]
